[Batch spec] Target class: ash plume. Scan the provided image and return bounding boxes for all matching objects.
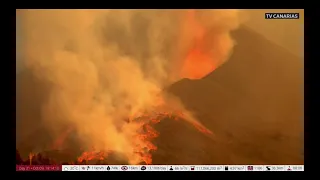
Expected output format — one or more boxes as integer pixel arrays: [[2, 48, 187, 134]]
[[17, 9, 244, 164]]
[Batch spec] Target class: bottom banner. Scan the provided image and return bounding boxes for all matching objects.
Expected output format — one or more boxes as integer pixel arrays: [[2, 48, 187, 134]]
[[60, 165, 304, 171]]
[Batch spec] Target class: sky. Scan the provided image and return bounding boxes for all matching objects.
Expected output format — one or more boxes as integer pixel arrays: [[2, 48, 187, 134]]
[[16, 9, 304, 74], [245, 9, 304, 58]]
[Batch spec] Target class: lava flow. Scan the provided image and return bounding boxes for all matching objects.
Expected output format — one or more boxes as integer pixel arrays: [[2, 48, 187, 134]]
[[79, 110, 211, 165], [19, 108, 213, 165]]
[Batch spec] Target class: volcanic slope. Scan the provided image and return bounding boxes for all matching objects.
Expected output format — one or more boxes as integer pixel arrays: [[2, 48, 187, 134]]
[[154, 25, 303, 165]]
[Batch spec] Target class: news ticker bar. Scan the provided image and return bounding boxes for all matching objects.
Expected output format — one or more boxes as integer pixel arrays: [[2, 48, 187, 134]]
[[17, 165, 304, 171]]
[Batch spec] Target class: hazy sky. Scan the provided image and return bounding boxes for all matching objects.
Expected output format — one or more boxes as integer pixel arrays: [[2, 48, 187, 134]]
[[245, 9, 304, 58], [16, 9, 304, 74]]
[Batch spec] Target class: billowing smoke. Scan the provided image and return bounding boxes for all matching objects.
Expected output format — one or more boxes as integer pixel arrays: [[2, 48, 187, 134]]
[[17, 9, 244, 164]]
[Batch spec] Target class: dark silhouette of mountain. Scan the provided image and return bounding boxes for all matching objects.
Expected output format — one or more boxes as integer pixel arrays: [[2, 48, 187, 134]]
[[16, 70, 53, 158], [16, 149, 23, 164], [163, 26, 303, 164]]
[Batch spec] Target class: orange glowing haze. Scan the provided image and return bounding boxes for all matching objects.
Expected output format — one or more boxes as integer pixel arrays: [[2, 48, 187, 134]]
[[17, 9, 244, 164], [178, 10, 241, 79], [180, 10, 215, 79]]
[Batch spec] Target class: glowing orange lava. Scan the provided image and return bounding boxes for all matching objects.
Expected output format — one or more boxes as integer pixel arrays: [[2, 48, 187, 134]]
[[180, 10, 217, 80], [77, 148, 109, 163], [43, 108, 212, 165]]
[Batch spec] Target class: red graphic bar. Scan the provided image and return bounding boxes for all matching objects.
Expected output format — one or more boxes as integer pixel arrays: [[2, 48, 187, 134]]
[[16, 165, 62, 171]]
